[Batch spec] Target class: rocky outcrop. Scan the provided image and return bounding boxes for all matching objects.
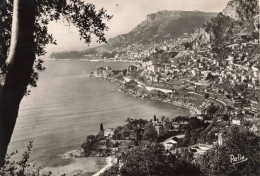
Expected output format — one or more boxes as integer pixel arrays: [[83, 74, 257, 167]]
[[190, 27, 211, 49], [91, 67, 112, 78], [146, 10, 181, 23], [222, 0, 259, 21], [222, 0, 241, 20], [187, 0, 259, 49]]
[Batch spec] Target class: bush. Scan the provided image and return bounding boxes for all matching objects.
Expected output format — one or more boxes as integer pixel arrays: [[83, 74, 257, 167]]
[[0, 141, 57, 176]]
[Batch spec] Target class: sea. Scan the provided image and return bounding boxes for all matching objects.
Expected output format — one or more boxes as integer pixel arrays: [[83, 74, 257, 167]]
[[8, 60, 190, 175]]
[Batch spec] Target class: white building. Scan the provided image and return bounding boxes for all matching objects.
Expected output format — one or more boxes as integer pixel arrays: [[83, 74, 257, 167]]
[[162, 139, 177, 150], [104, 128, 115, 137]]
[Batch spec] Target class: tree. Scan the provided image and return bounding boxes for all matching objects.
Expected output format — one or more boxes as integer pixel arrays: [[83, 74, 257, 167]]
[[198, 126, 260, 176], [153, 114, 157, 121], [142, 124, 157, 142], [204, 93, 210, 99], [100, 164, 120, 176], [161, 116, 165, 122], [0, 141, 55, 176], [119, 143, 201, 176], [0, 0, 112, 165], [206, 103, 218, 118], [100, 123, 104, 132]]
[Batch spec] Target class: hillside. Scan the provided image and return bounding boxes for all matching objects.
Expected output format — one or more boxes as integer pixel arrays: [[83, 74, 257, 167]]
[[107, 10, 216, 45], [50, 0, 259, 60], [50, 10, 217, 59], [188, 0, 259, 51]]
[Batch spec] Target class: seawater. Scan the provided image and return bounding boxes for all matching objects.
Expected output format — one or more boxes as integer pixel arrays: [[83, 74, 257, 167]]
[[8, 60, 190, 175]]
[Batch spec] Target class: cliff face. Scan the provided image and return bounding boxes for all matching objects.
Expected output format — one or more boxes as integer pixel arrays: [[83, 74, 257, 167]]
[[189, 0, 259, 49], [222, 0, 241, 20], [222, 0, 259, 21], [190, 27, 211, 49], [145, 10, 182, 23], [107, 10, 216, 46]]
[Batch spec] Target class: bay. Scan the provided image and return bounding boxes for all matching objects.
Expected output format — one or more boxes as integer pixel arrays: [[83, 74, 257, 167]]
[[8, 60, 189, 175]]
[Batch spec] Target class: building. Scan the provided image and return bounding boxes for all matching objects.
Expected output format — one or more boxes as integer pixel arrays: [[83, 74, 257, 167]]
[[172, 122, 180, 129], [155, 124, 163, 135], [218, 133, 223, 146], [162, 139, 177, 150], [104, 128, 115, 137], [231, 118, 241, 125]]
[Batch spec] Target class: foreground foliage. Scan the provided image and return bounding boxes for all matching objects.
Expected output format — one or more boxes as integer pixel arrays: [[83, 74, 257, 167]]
[[198, 126, 260, 176]]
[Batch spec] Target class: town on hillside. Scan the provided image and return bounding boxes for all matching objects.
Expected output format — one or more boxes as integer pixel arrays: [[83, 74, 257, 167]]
[[85, 0, 260, 175]]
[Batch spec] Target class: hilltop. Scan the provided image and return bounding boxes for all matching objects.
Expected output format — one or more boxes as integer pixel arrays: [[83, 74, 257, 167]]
[[50, 10, 217, 59], [107, 10, 216, 45]]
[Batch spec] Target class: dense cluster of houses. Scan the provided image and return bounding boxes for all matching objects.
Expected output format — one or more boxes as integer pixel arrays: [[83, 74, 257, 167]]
[[135, 38, 260, 116]]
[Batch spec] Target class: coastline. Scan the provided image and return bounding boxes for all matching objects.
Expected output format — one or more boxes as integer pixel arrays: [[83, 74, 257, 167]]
[[56, 68, 199, 175], [93, 156, 117, 176], [91, 76, 199, 117], [90, 76, 199, 116], [44, 58, 141, 63]]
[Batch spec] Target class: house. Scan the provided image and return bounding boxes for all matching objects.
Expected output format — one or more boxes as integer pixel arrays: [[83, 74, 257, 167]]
[[162, 139, 177, 150], [231, 118, 241, 125], [250, 124, 259, 134], [155, 124, 163, 135], [172, 122, 180, 129], [251, 100, 260, 113], [142, 58, 158, 73], [127, 65, 137, 73], [197, 114, 205, 121], [191, 144, 213, 158], [104, 128, 115, 137], [191, 69, 199, 77], [218, 133, 223, 146]]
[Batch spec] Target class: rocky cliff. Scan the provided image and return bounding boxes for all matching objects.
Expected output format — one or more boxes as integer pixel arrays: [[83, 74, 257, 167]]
[[91, 67, 111, 78], [145, 10, 182, 23], [222, 0, 241, 20], [222, 0, 259, 21], [188, 0, 259, 50], [105, 10, 216, 48]]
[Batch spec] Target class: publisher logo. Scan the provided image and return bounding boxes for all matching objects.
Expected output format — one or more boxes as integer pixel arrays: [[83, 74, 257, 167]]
[[230, 154, 248, 165]]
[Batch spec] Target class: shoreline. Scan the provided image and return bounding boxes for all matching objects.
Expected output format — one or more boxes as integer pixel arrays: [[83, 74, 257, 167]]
[[44, 59, 141, 63], [122, 76, 199, 116], [93, 156, 117, 176], [91, 76, 199, 117], [58, 71, 199, 175]]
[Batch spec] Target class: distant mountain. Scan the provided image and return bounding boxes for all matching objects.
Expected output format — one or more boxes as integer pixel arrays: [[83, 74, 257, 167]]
[[93, 10, 218, 55], [107, 10, 216, 46], [50, 10, 217, 59], [50, 0, 259, 60]]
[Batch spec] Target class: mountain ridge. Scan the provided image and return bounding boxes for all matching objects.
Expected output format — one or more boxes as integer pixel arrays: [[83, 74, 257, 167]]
[[50, 10, 217, 58], [50, 0, 259, 59], [106, 10, 217, 46]]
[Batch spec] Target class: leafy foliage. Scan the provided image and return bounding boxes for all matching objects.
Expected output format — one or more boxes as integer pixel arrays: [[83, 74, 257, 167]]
[[119, 143, 201, 176], [198, 126, 260, 176], [99, 164, 120, 176], [205, 14, 234, 57], [81, 133, 105, 156], [113, 118, 148, 140], [236, 0, 259, 20], [0, 141, 55, 176], [0, 0, 112, 93], [142, 123, 158, 142]]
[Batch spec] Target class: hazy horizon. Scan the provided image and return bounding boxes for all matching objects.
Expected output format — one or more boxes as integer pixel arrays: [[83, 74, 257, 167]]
[[45, 0, 230, 56]]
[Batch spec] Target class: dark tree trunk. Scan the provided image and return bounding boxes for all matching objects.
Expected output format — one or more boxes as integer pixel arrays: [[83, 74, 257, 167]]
[[0, 0, 35, 166]]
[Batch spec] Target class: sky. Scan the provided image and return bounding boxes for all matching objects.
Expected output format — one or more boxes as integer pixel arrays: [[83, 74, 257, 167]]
[[45, 0, 230, 56]]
